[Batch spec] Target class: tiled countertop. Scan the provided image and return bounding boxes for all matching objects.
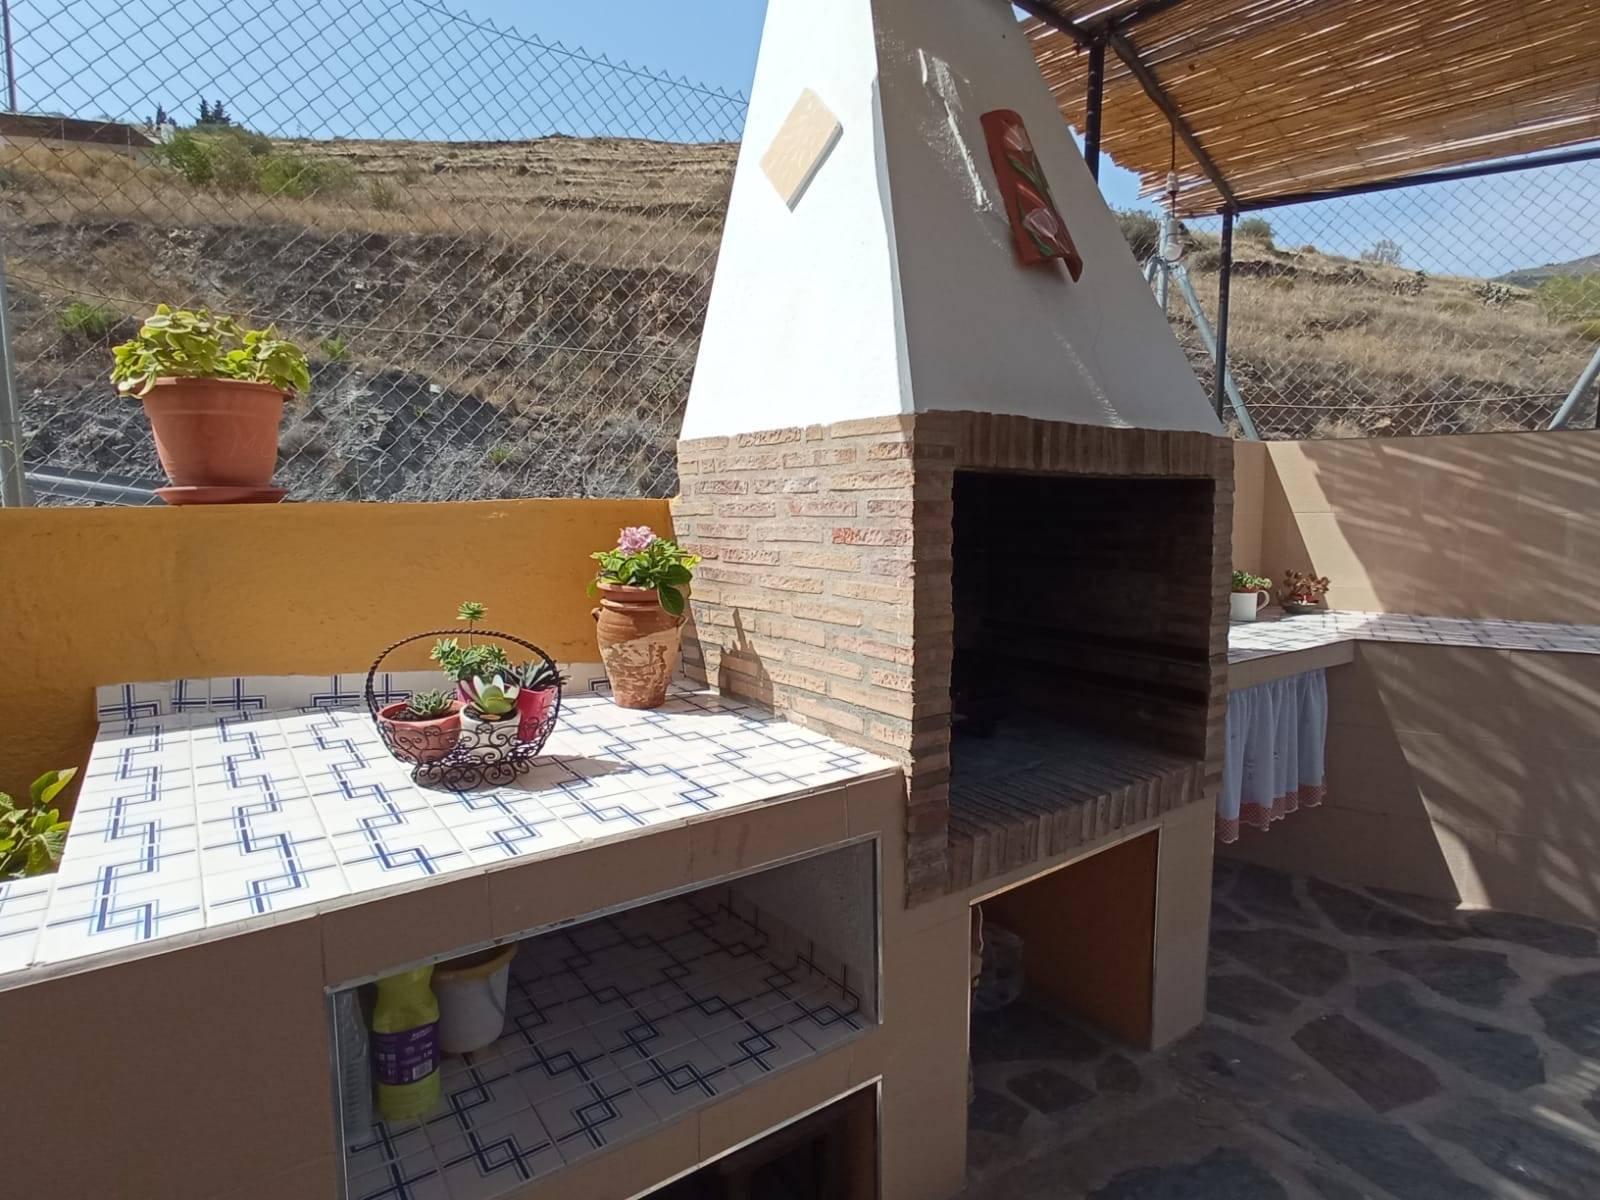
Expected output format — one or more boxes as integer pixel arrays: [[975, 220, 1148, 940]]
[[0, 681, 896, 986], [1229, 609, 1600, 666]]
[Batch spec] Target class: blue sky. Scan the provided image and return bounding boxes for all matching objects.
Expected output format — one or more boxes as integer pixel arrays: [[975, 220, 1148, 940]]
[[11, 0, 1594, 275]]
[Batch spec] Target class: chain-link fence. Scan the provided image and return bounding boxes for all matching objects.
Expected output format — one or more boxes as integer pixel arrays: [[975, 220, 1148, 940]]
[[1133, 154, 1600, 439], [1, 0, 745, 504]]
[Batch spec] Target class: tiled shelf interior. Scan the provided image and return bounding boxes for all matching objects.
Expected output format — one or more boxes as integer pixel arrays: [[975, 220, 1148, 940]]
[[1228, 609, 1600, 662], [342, 887, 870, 1200]]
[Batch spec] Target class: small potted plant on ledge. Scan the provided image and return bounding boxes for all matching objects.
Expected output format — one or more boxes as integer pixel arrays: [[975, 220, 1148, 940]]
[[1230, 570, 1273, 623], [109, 305, 311, 504], [458, 675, 522, 761], [0, 769, 75, 879], [430, 601, 511, 700], [374, 689, 461, 766], [514, 659, 566, 740], [590, 525, 701, 709], [1280, 570, 1331, 614]]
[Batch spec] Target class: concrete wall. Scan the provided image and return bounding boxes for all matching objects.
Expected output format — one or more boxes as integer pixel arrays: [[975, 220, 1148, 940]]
[[1221, 642, 1600, 926], [0, 498, 668, 807], [1237, 430, 1600, 621]]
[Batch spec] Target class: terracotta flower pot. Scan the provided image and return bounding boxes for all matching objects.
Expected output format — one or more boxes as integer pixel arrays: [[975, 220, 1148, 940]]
[[139, 376, 288, 489], [593, 582, 683, 709], [516, 687, 558, 740], [377, 700, 462, 765]]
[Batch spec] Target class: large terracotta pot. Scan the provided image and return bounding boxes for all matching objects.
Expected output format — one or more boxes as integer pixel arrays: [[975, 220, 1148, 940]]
[[376, 700, 462, 765], [593, 582, 683, 709], [140, 376, 287, 487]]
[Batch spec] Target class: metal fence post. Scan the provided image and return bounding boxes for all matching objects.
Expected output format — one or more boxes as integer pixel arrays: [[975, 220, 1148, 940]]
[[1212, 206, 1234, 423], [0, 246, 29, 507]]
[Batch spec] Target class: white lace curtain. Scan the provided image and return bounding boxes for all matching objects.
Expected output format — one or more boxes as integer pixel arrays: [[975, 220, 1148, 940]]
[[1218, 668, 1328, 843]]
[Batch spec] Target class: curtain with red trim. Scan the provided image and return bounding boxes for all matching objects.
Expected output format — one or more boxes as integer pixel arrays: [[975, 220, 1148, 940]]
[[1217, 669, 1328, 843]]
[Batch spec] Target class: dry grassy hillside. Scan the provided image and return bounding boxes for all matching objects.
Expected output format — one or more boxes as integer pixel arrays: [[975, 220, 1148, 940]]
[[1168, 232, 1598, 437], [2, 132, 1594, 504], [1, 133, 736, 500]]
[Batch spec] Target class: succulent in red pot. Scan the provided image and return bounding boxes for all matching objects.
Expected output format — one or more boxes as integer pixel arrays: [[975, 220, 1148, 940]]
[[513, 660, 566, 740], [375, 689, 462, 766]]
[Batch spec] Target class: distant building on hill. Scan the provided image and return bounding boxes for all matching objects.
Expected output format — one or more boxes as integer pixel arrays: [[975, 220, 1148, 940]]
[[0, 112, 156, 160]]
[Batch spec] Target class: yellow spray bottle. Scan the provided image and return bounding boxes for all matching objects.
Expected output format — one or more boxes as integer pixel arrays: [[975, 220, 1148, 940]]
[[372, 965, 442, 1122]]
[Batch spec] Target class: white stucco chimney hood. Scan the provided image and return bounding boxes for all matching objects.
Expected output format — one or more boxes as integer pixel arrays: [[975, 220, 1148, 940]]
[[682, 0, 1223, 442]]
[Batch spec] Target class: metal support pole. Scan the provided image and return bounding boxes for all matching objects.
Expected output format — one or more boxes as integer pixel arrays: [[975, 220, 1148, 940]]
[[1083, 36, 1106, 181], [1, 0, 15, 113], [1547, 340, 1600, 431], [1212, 207, 1234, 423], [1172, 262, 1258, 440], [0, 246, 29, 506]]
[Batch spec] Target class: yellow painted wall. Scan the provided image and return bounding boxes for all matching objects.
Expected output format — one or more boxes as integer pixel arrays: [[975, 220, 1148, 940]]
[[0, 498, 670, 806]]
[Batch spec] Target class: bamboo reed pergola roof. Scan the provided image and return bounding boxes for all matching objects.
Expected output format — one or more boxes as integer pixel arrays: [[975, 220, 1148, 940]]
[[1024, 0, 1600, 216]]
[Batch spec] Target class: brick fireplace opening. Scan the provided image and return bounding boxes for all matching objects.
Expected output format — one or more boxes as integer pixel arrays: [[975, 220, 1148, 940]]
[[950, 470, 1216, 823], [675, 414, 1231, 904]]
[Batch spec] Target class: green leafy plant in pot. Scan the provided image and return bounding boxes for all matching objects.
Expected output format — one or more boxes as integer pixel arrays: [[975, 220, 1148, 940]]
[[0, 769, 75, 880], [110, 305, 310, 503], [431, 601, 512, 703], [1230, 570, 1273, 622], [589, 526, 701, 709]]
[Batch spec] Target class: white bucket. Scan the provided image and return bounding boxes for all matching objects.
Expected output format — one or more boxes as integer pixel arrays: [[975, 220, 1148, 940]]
[[433, 944, 517, 1054]]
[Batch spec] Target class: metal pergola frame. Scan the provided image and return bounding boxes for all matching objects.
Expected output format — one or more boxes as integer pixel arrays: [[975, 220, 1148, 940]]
[[1016, 0, 1600, 434]]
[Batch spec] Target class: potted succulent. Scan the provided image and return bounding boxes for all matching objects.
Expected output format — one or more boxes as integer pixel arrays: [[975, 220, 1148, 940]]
[[1230, 570, 1273, 623], [109, 305, 311, 503], [589, 526, 701, 709], [430, 601, 511, 701], [458, 674, 522, 761], [513, 660, 566, 740], [1281, 570, 1331, 614], [0, 769, 75, 880], [374, 689, 462, 766]]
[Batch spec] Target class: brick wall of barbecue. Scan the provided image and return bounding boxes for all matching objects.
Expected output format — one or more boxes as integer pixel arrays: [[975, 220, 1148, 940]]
[[673, 415, 947, 761]]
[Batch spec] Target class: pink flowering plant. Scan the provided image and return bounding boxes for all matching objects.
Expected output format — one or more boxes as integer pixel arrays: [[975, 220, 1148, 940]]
[[589, 526, 701, 615]]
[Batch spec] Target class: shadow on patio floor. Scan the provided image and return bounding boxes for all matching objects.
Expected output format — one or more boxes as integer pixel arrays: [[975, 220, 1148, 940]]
[[957, 859, 1600, 1199]]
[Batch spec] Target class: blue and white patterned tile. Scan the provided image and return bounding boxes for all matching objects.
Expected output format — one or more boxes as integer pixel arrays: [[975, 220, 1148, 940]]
[[544, 793, 675, 843], [34, 883, 204, 963], [202, 851, 350, 922], [617, 1039, 740, 1120], [430, 1112, 564, 1199], [449, 803, 582, 868], [347, 1146, 449, 1200], [95, 681, 172, 722], [0, 876, 53, 975], [512, 1027, 614, 1108], [531, 1073, 657, 1167], [312, 778, 435, 839], [199, 821, 338, 895], [344, 1120, 435, 1180], [428, 1057, 534, 1137], [331, 806, 469, 889]]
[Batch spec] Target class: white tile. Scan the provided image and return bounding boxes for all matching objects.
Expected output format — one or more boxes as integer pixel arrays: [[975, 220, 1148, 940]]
[[532, 1074, 655, 1166], [347, 1149, 449, 1200], [202, 853, 350, 922], [431, 1110, 564, 1197], [35, 887, 205, 962]]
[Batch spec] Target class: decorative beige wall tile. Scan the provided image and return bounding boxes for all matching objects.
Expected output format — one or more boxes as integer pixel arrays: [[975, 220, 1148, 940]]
[[761, 87, 843, 209]]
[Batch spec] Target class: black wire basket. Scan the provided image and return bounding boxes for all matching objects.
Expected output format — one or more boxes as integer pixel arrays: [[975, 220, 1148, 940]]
[[365, 629, 562, 791]]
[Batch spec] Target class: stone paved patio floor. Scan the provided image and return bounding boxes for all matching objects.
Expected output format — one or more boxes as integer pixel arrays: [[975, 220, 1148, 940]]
[[958, 859, 1600, 1199]]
